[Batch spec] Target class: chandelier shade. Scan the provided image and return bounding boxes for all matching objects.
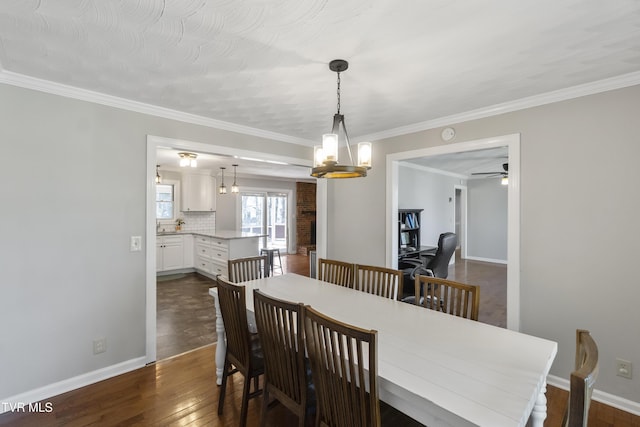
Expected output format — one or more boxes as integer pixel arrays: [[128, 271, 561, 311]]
[[311, 59, 372, 179]]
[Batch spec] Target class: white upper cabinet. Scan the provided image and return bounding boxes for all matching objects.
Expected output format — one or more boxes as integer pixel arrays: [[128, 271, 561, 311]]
[[181, 174, 216, 212]]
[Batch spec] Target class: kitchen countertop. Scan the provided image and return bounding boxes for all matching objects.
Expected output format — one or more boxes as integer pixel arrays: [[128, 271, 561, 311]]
[[157, 230, 266, 240]]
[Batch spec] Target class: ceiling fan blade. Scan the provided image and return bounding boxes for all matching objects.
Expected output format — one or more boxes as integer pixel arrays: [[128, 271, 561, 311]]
[[471, 171, 502, 175]]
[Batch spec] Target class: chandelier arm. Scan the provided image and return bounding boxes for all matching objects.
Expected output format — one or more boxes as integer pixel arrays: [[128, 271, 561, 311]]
[[339, 115, 355, 166]]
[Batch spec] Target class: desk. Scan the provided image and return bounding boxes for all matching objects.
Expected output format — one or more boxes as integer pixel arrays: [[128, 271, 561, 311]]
[[209, 274, 557, 427]]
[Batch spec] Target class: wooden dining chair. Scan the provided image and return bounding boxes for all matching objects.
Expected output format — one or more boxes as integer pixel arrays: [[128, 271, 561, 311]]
[[318, 258, 355, 288], [216, 276, 264, 427], [354, 264, 403, 300], [302, 304, 380, 427], [414, 275, 480, 320], [562, 329, 599, 427], [228, 255, 268, 283], [253, 290, 312, 427]]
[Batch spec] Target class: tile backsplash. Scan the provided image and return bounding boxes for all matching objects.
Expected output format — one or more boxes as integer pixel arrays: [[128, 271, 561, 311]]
[[180, 211, 216, 233]]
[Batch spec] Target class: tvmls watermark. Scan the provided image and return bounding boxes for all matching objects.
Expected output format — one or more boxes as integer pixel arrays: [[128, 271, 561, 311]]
[[2, 401, 53, 413]]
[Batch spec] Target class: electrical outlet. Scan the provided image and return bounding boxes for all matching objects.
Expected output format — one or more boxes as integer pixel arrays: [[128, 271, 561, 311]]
[[616, 358, 632, 379], [130, 236, 142, 252], [93, 338, 106, 355]]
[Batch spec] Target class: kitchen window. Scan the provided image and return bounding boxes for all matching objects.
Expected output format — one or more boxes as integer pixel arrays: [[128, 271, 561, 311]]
[[156, 184, 175, 220]]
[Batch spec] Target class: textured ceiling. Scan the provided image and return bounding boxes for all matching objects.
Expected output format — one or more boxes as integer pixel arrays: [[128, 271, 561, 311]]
[[1, 1, 640, 180], [1, 0, 640, 147]]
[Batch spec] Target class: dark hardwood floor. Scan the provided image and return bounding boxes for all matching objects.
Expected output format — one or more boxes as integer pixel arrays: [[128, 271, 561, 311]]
[[157, 254, 311, 360], [447, 249, 507, 328], [3, 254, 637, 426], [2, 344, 638, 427]]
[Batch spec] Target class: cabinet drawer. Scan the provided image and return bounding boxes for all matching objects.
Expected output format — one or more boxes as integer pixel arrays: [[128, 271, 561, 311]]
[[211, 247, 228, 262], [196, 243, 213, 259], [195, 235, 212, 245], [162, 235, 183, 244], [195, 257, 212, 273], [211, 260, 228, 277], [211, 239, 228, 250]]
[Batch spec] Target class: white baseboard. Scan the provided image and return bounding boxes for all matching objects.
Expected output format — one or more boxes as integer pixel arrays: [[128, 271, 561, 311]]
[[0, 356, 146, 415], [547, 374, 640, 416], [464, 255, 507, 264]]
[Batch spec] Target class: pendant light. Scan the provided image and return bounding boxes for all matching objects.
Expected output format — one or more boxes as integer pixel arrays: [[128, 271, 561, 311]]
[[231, 164, 239, 194], [219, 167, 227, 194], [155, 165, 162, 184], [311, 59, 372, 179]]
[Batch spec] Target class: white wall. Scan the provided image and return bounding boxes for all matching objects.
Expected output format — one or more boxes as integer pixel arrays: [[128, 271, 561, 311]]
[[328, 84, 640, 404], [398, 164, 458, 246], [467, 178, 508, 262], [0, 83, 309, 402]]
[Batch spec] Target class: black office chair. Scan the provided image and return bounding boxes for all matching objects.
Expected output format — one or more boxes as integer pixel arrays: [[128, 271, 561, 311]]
[[400, 232, 457, 299]]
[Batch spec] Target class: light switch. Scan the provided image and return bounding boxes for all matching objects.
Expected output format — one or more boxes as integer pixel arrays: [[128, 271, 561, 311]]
[[130, 236, 142, 252]]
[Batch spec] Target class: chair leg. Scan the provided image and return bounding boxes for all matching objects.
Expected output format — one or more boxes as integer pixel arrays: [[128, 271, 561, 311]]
[[276, 249, 283, 274], [259, 386, 270, 427], [239, 372, 252, 427], [218, 359, 230, 415]]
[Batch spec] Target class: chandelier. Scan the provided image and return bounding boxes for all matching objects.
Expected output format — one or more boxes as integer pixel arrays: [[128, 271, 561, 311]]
[[311, 59, 372, 179]]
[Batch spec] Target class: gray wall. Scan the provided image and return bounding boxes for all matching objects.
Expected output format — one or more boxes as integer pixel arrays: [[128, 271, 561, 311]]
[[328, 84, 640, 403], [467, 178, 508, 261], [2, 80, 640, 406], [0, 83, 308, 400]]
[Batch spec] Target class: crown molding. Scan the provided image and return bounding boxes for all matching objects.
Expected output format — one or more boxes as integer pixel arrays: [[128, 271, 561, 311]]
[[399, 160, 468, 180], [358, 70, 640, 142], [2, 68, 640, 146], [0, 70, 315, 146]]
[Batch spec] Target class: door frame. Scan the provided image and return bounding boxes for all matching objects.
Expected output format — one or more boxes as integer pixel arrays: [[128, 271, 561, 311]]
[[386, 133, 520, 330], [454, 184, 468, 259], [145, 135, 317, 364]]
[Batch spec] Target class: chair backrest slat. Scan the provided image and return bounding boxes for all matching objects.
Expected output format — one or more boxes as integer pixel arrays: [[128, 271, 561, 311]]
[[302, 305, 380, 427], [354, 264, 402, 300], [415, 275, 480, 321], [318, 258, 355, 288], [228, 255, 267, 283]]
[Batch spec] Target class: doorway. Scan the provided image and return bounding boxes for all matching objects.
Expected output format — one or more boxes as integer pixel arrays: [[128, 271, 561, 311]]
[[145, 135, 319, 364], [387, 133, 520, 330]]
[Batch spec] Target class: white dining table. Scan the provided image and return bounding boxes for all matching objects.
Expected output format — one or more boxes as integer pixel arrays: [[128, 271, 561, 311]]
[[208, 273, 557, 427]]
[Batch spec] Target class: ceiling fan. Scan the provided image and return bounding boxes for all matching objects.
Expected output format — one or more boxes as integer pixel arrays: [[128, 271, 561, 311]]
[[471, 162, 508, 178], [472, 163, 509, 185]]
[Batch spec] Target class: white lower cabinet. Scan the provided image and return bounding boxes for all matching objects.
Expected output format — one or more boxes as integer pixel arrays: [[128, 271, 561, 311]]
[[157, 235, 185, 272], [194, 235, 229, 278]]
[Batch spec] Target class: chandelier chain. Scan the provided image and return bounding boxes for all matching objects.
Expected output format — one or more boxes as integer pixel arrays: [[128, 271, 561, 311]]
[[336, 72, 341, 114]]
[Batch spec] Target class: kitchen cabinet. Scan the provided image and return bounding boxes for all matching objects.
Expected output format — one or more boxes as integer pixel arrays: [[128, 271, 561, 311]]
[[157, 235, 185, 272], [194, 235, 228, 278], [181, 174, 216, 212], [193, 232, 262, 279]]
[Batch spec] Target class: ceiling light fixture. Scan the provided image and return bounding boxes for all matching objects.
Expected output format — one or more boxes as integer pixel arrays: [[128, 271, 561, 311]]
[[501, 176, 509, 186], [311, 59, 372, 179], [155, 165, 162, 184], [231, 164, 239, 194], [219, 167, 227, 194], [178, 152, 198, 168]]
